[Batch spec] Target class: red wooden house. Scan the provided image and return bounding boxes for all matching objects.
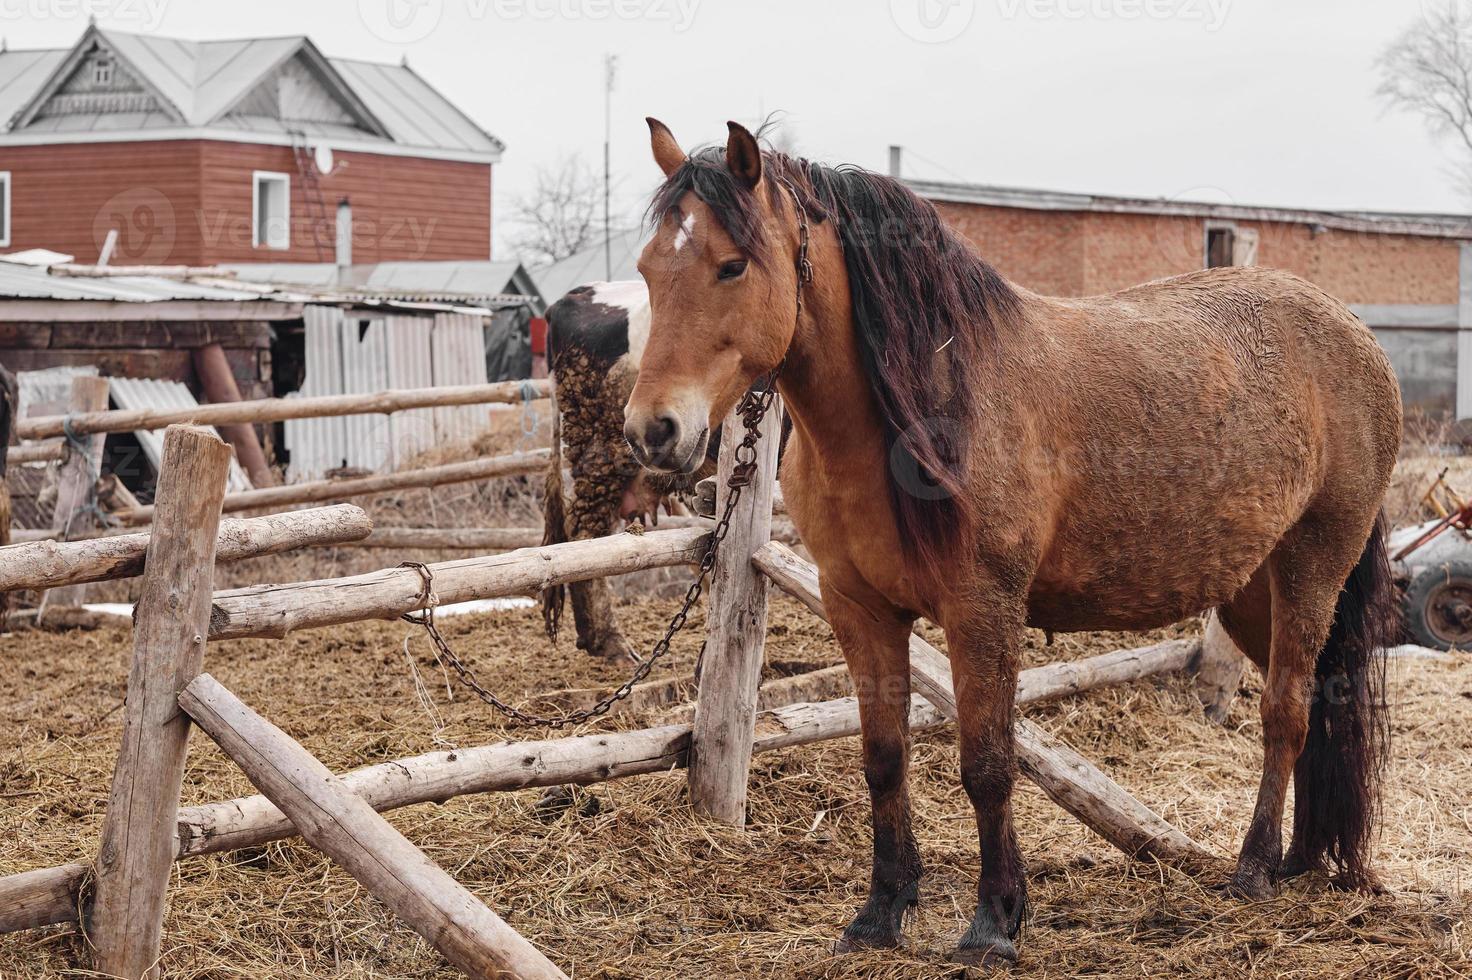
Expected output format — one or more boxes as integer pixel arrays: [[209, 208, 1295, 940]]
[[0, 25, 502, 266]]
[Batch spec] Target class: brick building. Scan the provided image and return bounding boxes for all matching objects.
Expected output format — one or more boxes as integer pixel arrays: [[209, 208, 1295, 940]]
[[0, 25, 502, 267], [909, 179, 1472, 419]]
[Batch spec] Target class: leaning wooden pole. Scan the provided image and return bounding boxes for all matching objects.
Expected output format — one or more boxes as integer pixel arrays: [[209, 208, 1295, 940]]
[[752, 541, 1214, 868], [45, 375, 110, 608], [180, 673, 569, 980], [90, 425, 233, 980], [688, 397, 784, 825]]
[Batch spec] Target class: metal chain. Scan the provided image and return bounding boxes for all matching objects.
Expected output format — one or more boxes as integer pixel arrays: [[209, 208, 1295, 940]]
[[401, 176, 814, 729]]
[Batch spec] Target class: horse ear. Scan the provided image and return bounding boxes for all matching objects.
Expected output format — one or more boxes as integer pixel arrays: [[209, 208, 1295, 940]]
[[648, 117, 685, 178], [726, 121, 762, 190]]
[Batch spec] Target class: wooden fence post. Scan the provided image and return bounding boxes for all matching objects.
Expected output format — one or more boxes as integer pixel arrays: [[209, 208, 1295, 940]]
[[180, 673, 569, 980], [45, 375, 110, 608], [90, 425, 232, 980], [688, 396, 783, 825]]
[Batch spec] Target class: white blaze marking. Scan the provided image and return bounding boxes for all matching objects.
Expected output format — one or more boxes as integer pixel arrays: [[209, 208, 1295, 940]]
[[673, 212, 696, 253]]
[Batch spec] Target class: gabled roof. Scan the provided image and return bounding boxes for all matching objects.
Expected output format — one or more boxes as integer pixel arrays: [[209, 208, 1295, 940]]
[[0, 26, 501, 158]]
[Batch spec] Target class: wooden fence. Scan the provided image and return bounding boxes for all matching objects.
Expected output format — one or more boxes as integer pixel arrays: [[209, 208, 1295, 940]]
[[0, 412, 1219, 979]]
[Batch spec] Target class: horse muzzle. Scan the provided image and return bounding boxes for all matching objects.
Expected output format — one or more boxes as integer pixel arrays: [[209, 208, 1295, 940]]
[[623, 408, 710, 475]]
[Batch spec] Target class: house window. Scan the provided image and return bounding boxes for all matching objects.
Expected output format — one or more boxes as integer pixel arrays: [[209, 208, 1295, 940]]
[[1205, 224, 1236, 268], [0, 172, 10, 248], [92, 55, 114, 86], [252, 171, 290, 250]]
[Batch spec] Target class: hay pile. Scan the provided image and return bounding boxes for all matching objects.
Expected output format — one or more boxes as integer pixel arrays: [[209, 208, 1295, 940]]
[[1, 593, 1467, 978]]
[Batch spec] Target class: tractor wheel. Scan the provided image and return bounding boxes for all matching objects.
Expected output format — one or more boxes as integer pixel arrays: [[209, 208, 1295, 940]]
[[1404, 561, 1472, 651]]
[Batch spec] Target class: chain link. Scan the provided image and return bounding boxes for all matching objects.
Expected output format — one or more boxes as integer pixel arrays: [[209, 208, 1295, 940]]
[[402, 175, 814, 729]]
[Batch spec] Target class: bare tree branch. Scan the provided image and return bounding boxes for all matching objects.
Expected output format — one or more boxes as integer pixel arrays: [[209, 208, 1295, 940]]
[[1378, 2, 1472, 197], [504, 155, 602, 268]]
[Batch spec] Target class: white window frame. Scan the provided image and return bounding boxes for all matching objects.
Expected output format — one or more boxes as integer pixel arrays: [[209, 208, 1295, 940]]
[[92, 55, 113, 86], [1203, 220, 1237, 269], [0, 172, 10, 248], [252, 170, 291, 250]]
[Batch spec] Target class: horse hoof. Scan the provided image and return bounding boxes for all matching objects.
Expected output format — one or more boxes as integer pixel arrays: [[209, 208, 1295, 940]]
[[1219, 873, 1275, 901], [947, 937, 1018, 968], [1276, 855, 1320, 881], [1328, 872, 1389, 895], [584, 634, 639, 663]]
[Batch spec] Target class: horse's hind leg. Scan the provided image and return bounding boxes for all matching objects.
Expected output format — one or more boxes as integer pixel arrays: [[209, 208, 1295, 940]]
[[826, 585, 922, 953], [1226, 515, 1370, 898]]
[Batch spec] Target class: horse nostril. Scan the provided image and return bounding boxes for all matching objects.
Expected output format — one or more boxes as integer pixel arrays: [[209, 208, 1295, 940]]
[[645, 413, 678, 451], [625, 412, 683, 463]]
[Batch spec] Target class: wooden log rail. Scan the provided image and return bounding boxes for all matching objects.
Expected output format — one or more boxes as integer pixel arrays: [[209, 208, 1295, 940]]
[[120, 450, 551, 525], [207, 526, 711, 639], [16, 379, 552, 441], [0, 634, 1198, 934], [8, 442, 65, 465], [0, 504, 373, 593], [182, 674, 569, 980]]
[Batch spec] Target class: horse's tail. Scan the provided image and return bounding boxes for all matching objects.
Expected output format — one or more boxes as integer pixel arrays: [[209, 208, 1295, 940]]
[[541, 396, 567, 644], [1292, 509, 1397, 888]]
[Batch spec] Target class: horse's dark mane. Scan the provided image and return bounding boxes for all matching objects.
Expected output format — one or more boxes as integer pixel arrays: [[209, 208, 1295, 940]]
[[650, 140, 1023, 573]]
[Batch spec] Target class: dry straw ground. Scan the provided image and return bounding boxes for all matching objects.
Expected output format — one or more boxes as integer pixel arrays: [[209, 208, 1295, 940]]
[[0, 412, 1469, 977]]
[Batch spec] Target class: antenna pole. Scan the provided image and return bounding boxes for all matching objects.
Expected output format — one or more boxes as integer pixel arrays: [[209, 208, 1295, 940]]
[[603, 54, 618, 282]]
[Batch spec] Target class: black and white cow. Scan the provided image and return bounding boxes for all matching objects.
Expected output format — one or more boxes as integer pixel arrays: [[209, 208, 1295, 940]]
[[540, 281, 717, 661]]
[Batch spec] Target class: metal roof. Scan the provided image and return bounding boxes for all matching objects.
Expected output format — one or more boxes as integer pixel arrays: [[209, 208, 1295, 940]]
[[906, 178, 1472, 239], [0, 260, 269, 302], [0, 28, 501, 157], [0, 257, 517, 317], [219, 260, 542, 311], [529, 227, 649, 306]]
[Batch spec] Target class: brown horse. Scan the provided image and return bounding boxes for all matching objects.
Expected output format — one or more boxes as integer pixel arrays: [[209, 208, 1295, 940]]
[[624, 118, 1403, 965]]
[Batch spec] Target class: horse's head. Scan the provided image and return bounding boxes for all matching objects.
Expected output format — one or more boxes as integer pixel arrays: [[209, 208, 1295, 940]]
[[623, 118, 804, 475]]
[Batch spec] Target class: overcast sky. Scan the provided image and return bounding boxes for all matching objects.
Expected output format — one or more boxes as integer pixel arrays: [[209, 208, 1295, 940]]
[[3, 0, 1465, 257]]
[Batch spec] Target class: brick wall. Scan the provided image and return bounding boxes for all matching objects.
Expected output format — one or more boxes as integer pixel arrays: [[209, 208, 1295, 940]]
[[932, 200, 1462, 305], [1, 139, 492, 266]]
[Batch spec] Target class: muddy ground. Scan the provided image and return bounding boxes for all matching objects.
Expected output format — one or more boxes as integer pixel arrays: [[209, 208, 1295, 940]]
[[0, 590, 1468, 978]]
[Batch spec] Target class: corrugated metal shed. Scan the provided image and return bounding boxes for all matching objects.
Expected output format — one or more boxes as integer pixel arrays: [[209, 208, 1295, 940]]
[[108, 377, 253, 492], [283, 307, 492, 480]]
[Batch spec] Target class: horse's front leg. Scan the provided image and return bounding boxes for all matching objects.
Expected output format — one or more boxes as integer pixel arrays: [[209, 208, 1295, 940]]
[[824, 584, 922, 953], [945, 600, 1028, 966]]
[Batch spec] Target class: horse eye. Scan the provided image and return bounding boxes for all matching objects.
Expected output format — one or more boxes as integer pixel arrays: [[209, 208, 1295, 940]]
[[718, 260, 748, 281]]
